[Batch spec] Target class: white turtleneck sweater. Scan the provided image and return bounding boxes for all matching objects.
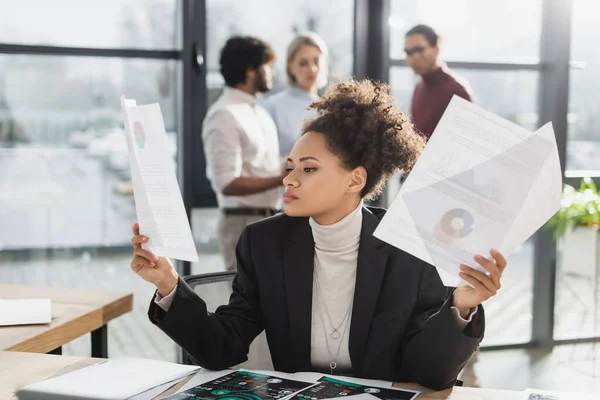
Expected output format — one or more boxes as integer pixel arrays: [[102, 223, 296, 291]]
[[309, 201, 364, 374]]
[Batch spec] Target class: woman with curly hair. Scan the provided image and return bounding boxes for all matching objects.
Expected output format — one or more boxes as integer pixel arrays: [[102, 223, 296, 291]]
[[130, 79, 506, 390]]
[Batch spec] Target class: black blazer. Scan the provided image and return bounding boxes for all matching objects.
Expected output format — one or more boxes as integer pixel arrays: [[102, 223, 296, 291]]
[[148, 207, 484, 390]]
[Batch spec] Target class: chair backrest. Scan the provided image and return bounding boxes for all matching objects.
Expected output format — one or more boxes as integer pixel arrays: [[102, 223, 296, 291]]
[[182, 272, 273, 371]]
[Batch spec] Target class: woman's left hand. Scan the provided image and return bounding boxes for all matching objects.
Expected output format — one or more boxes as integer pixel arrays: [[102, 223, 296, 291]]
[[453, 249, 507, 317]]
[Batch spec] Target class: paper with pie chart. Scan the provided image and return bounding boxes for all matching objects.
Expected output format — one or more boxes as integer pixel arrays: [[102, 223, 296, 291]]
[[121, 96, 198, 262], [374, 96, 562, 286]]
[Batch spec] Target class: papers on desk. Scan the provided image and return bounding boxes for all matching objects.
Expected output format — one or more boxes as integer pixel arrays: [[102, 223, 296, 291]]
[[120, 96, 198, 262], [0, 299, 51, 326], [523, 388, 599, 399], [287, 376, 419, 400], [15, 357, 199, 400], [176, 370, 395, 394], [374, 96, 562, 286], [168, 370, 419, 400]]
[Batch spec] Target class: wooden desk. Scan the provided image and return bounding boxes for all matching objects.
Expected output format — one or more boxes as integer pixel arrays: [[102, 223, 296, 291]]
[[0, 352, 525, 400], [0, 285, 133, 357]]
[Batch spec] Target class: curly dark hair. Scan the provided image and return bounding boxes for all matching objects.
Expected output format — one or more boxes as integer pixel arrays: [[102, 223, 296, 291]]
[[302, 79, 426, 201], [219, 36, 276, 87]]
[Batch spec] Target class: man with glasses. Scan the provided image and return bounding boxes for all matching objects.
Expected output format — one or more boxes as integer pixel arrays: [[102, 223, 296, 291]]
[[405, 32, 479, 387], [405, 24, 474, 139]]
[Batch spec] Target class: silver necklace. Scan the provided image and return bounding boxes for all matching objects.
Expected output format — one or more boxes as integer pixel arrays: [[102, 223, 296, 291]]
[[314, 266, 353, 374], [314, 267, 353, 340], [316, 295, 352, 374]]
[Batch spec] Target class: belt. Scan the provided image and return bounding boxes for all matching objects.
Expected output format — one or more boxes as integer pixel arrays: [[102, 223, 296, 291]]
[[223, 208, 280, 217]]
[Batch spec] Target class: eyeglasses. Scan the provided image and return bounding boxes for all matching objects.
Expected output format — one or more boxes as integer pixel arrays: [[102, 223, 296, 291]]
[[404, 45, 430, 58]]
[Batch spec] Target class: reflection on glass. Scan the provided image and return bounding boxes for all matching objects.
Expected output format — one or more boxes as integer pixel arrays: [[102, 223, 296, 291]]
[[0, 55, 179, 249], [389, 0, 542, 63], [389, 67, 539, 131], [554, 231, 600, 340], [481, 238, 534, 346], [0, 0, 179, 49], [190, 208, 225, 274], [566, 0, 600, 173], [206, 0, 354, 105]]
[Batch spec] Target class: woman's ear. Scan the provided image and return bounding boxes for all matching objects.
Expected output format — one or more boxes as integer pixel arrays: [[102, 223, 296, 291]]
[[348, 166, 367, 194]]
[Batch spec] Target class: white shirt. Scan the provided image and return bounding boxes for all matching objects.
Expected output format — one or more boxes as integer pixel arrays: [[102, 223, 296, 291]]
[[203, 87, 282, 209]]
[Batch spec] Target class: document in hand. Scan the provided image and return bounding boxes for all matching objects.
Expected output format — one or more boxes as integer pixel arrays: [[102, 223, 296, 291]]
[[16, 357, 199, 400], [374, 96, 562, 286], [121, 96, 198, 262], [0, 299, 51, 326]]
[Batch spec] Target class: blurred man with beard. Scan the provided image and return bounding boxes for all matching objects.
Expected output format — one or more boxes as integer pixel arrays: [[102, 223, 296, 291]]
[[202, 36, 285, 271]]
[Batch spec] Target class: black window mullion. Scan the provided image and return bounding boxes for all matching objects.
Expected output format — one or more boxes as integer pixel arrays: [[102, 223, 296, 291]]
[[0, 43, 180, 60]]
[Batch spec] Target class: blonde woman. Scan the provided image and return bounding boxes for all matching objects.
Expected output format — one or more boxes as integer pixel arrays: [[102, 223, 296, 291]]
[[261, 32, 329, 157]]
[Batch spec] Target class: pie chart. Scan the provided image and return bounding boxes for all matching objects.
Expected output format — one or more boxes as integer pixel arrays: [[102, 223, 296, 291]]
[[133, 121, 145, 149], [434, 208, 474, 243]]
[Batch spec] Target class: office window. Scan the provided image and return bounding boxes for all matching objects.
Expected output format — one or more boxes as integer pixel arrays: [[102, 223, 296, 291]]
[[0, 53, 180, 361], [389, 67, 539, 131], [0, 0, 179, 49], [206, 0, 354, 103], [0, 55, 179, 248], [566, 0, 600, 173], [389, 0, 542, 63], [553, 0, 600, 340]]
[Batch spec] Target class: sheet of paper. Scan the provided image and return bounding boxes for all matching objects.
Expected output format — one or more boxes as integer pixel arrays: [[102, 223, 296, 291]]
[[166, 370, 313, 400], [16, 357, 199, 400], [374, 96, 562, 286], [288, 376, 419, 400], [130, 377, 187, 400], [0, 298, 51, 326], [522, 388, 598, 399], [289, 373, 393, 388], [176, 371, 401, 399], [175, 370, 234, 393], [121, 96, 199, 262]]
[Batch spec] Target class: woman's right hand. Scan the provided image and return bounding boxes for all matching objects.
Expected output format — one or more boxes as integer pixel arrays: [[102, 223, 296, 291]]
[[130, 223, 179, 296]]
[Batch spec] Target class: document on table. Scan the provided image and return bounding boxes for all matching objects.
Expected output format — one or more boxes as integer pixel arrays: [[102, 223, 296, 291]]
[[15, 357, 199, 400], [172, 370, 418, 400], [374, 96, 562, 286], [176, 370, 395, 394], [121, 96, 198, 262], [522, 388, 598, 399], [0, 299, 51, 326]]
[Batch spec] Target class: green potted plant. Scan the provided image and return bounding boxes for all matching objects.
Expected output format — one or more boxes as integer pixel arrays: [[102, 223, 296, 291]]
[[547, 177, 600, 277]]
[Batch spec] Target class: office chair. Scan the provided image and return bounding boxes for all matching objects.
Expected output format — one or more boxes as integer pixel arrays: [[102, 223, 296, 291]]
[[181, 271, 274, 371]]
